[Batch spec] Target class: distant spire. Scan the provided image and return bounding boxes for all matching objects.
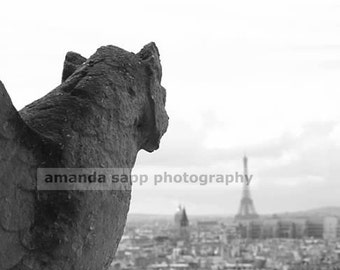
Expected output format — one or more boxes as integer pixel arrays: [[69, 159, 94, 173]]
[[180, 207, 189, 227]]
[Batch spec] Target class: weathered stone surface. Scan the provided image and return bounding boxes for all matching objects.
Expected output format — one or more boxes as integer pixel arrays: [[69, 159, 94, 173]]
[[0, 43, 168, 270], [61, 51, 87, 83]]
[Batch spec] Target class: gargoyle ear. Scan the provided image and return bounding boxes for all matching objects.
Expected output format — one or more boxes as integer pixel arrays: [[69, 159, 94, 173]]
[[61, 51, 87, 82], [137, 42, 169, 152]]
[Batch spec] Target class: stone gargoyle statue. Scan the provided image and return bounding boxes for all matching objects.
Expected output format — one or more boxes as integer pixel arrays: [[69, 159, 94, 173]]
[[0, 42, 168, 270]]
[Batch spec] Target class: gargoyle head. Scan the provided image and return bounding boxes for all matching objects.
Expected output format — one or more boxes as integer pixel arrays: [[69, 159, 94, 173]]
[[60, 42, 169, 154]]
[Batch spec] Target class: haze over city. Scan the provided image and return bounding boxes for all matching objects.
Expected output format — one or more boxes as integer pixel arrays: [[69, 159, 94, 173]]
[[1, 0, 340, 215]]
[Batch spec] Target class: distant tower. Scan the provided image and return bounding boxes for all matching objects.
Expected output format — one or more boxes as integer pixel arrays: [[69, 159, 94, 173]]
[[180, 207, 189, 227], [174, 206, 190, 241], [235, 156, 259, 221]]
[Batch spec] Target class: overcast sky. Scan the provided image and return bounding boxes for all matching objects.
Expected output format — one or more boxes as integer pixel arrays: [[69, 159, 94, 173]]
[[1, 0, 340, 215]]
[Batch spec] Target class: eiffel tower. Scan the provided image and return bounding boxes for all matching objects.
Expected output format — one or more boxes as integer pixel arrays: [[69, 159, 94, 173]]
[[235, 155, 259, 221]]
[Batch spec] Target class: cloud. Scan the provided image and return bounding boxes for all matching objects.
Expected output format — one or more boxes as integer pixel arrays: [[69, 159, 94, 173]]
[[133, 120, 340, 214]]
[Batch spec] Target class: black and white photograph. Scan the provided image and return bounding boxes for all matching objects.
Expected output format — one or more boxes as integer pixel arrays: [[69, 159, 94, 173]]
[[1, 1, 340, 269]]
